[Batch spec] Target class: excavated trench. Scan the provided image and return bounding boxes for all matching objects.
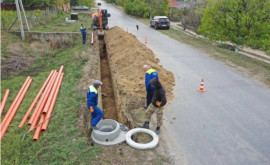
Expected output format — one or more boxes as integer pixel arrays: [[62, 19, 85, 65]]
[[99, 41, 118, 121], [78, 27, 174, 140]]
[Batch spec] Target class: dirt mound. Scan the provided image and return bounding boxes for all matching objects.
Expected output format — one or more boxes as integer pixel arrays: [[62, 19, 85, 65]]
[[1, 57, 34, 77], [105, 26, 175, 127]]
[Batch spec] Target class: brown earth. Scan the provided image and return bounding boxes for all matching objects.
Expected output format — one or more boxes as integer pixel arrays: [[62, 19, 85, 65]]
[[100, 42, 118, 121], [105, 26, 175, 129], [77, 26, 175, 164]]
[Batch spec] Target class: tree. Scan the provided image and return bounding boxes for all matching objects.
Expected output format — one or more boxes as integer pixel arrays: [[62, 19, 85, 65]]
[[146, 0, 169, 17], [124, 0, 150, 17], [198, 0, 270, 52], [76, 0, 94, 7]]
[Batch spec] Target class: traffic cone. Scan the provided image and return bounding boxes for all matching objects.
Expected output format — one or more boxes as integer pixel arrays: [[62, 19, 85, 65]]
[[197, 78, 206, 92], [145, 36, 147, 44]]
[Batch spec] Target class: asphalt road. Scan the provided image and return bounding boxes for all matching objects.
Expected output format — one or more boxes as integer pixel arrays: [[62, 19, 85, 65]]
[[97, 1, 270, 165]]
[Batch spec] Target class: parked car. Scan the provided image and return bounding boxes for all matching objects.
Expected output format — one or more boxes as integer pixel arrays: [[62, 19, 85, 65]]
[[97, 2, 101, 6], [72, 6, 90, 10], [150, 16, 170, 30]]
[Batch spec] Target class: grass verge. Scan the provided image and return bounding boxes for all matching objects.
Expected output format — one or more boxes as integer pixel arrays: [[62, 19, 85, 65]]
[[1, 33, 101, 164], [31, 11, 92, 32]]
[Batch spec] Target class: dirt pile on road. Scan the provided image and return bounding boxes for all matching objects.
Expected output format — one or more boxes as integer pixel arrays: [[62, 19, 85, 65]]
[[105, 26, 175, 128]]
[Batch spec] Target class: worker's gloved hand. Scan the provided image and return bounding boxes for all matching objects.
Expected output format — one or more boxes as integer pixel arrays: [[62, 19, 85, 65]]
[[156, 101, 162, 107], [90, 106, 94, 113]]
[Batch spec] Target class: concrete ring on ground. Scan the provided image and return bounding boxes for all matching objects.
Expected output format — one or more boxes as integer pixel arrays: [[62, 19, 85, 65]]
[[91, 119, 128, 146], [125, 128, 159, 149]]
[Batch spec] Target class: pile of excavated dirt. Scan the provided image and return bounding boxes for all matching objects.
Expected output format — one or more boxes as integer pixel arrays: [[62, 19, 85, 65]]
[[105, 26, 175, 128]]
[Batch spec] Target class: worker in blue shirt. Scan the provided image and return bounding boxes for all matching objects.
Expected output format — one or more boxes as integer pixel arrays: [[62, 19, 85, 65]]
[[87, 80, 104, 130], [143, 65, 159, 109], [80, 24, 87, 44]]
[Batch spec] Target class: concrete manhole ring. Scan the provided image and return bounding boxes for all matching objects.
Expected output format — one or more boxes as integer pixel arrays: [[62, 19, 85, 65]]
[[125, 128, 159, 149], [91, 119, 127, 145]]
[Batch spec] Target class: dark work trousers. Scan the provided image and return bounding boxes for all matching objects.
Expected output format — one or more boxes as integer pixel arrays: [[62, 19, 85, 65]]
[[82, 33, 86, 44], [146, 88, 154, 108]]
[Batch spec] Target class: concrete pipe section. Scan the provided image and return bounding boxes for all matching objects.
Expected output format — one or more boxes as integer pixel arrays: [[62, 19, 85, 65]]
[[125, 128, 159, 150], [91, 119, 128, 146]]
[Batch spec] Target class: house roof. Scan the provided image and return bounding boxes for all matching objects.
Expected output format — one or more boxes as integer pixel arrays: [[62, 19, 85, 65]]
[[170, 1, 180, 7]]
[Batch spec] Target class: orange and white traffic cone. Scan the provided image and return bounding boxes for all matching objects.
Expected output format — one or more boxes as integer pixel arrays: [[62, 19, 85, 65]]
[[197, 78, 206, 92], [145, 36, 147, 44]]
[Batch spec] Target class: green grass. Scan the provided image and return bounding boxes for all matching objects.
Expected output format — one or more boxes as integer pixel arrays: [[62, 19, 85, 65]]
[[1, 26, 102, 165], [31, 12, 92, 32], [1, 32, 21, 57]]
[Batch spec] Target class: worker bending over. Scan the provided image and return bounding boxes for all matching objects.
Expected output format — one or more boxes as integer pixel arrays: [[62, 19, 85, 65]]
[[87, 80, 104, 130], [143, 65, 159, 109], [141, 78, 167, 134]]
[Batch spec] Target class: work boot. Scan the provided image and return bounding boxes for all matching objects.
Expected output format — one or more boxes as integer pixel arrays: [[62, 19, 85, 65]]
[[140, 122, 149, 129], [155, 126, 160, 134]]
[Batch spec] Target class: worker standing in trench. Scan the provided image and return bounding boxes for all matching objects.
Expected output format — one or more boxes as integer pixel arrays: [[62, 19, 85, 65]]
[[87, 80, 104, 130], [141, 78, 167, 134], [80, 24, 87, 44], [143, 65, 159, 109]]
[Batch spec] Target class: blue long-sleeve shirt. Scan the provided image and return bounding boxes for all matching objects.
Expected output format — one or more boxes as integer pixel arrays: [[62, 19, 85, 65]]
[[87, 85, 98, 108], [145, 68, 159, 90], [80, 27, 86, 34]]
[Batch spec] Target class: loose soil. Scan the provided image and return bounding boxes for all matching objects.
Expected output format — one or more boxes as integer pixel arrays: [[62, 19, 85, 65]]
[[104, 26, 175, 129], [76, 26, 176, 164], [99, 42, 118, 121]]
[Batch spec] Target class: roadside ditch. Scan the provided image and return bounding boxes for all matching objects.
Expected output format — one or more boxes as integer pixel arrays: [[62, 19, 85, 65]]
[[78, 26, 175, 141]]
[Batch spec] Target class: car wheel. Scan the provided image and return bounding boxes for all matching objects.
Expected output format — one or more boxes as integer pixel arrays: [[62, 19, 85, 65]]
[[167, 26, 170, 30], [155, 24, 158, 30]]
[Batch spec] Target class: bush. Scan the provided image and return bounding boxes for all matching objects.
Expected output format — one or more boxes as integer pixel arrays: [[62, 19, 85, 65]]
[[1, 10, 17, 29]]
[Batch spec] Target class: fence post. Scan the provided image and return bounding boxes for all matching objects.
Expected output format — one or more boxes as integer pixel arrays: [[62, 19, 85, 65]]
[[2, 18, 5, 30], [15, 0, 25, 40]]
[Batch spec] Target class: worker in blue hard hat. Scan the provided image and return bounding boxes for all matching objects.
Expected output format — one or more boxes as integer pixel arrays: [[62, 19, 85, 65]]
[[87, 80, 104, 130]]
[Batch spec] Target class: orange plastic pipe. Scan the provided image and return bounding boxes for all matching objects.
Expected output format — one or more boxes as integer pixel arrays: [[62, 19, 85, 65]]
[[0, 89, 10, 116], [28, 72, 57, 125], [1, 78, 33, 140], [41, 73, 63, 132], [19, 70, 55, 127], [91, 32, 94, 45], [1, 76, 30, 127], [42, 65, 64, 114], [32, 114, 46, 142], [28, 72, 58, 129]]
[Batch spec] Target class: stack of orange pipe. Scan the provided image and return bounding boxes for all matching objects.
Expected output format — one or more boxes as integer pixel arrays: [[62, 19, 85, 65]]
[[1, 77, 32, 140], [15, 66, 64, 141], [0, 89, 10, 116], [33, 73, 64, 141], [19, 70, 55, 127], [28, 71, 58, 129]]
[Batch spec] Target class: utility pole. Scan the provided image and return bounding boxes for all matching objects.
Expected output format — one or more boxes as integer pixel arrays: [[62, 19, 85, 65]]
[[18, 0, 30, 31], [15, 0, 25, 40]]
